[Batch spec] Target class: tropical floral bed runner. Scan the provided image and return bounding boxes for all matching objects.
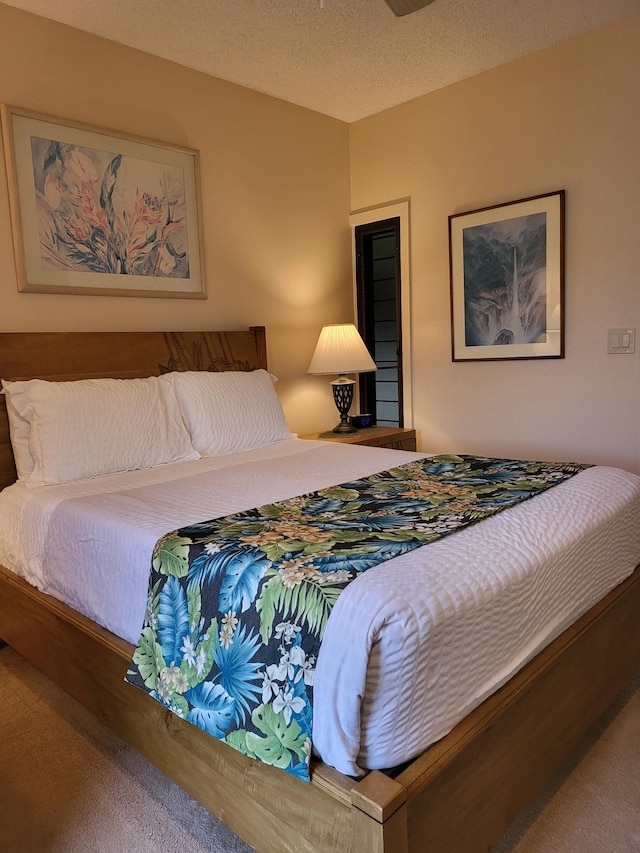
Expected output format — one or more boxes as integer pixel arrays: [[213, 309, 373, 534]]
[[125, 454, 588, 781]]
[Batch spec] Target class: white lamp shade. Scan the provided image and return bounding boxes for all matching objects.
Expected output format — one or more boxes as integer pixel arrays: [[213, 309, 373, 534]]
[[308, 324, 377, 375]]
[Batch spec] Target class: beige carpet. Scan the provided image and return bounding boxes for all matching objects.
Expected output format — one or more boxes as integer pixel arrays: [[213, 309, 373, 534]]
[[1, 645, 639, 852], [0, 645, 253, 853]]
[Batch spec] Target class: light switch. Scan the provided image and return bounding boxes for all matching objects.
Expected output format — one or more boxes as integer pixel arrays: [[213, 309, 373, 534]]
[[608, 327, 636, 354]]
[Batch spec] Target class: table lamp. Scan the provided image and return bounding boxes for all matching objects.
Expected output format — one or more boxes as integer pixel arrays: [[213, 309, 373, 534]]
[[308, 323, 376, 433]]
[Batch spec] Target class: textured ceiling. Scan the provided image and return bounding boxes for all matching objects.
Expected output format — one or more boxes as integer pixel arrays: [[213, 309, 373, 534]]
[[3, 0, 639, 121]]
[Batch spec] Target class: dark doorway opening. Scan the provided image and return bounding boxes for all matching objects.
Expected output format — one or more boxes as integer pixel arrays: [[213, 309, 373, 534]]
[[354, 217, 403, 427]]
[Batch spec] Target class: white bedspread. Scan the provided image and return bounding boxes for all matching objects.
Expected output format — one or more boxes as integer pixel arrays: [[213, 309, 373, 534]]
[[1, 438, 639, 776]]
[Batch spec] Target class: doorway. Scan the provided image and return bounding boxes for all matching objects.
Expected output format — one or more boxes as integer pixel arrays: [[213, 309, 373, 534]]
[[354, 217, 403, 427]]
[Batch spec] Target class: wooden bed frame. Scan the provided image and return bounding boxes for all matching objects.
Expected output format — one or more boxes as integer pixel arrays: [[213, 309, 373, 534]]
[[0, 327, 639, 853]]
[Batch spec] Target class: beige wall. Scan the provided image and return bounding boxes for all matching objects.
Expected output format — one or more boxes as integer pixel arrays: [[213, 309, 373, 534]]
[[350, 13, 640, 474], [2, 6, 639, 471], [0, 4, 353, 434]]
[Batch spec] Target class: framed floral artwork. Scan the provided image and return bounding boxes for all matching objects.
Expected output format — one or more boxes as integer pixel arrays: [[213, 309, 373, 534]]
[[1, 105, 206, 298], [449, 190, 564, 361]]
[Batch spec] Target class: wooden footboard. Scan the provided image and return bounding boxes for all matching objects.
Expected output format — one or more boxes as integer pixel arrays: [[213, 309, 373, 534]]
[[1, 561, 639, 853]]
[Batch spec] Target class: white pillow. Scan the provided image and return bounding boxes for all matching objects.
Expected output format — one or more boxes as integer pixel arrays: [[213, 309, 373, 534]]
[[1, 380, 35, 480], [2, 375, 199, 486], [167, 369, 291, 456]]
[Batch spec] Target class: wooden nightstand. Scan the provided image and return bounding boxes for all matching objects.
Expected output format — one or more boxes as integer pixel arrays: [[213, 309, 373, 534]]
[[300, 426, 417, 452]]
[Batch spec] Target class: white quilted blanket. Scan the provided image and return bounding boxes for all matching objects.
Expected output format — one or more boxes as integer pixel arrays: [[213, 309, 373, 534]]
[[1, 439, 639, 775]]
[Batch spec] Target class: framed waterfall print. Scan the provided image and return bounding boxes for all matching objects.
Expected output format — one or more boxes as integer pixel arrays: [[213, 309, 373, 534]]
[[449, 190, 564, 361], [1, 105, 206, 298]]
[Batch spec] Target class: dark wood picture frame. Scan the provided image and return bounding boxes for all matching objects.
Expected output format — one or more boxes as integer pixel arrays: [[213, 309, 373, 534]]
[[449, 190, 565, 361]]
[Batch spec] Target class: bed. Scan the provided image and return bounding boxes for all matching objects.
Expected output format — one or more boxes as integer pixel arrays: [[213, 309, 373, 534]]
[[0, 327, 639, 853]]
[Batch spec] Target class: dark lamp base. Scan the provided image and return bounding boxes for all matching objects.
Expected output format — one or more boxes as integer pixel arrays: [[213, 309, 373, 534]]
[[333, 420, 357, 434], [331, 377, 356, 434]]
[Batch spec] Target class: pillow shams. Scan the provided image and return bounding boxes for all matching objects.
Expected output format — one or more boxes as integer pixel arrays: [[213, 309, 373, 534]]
[[167, 369, 290, 456], [2, 376, 199, 486]]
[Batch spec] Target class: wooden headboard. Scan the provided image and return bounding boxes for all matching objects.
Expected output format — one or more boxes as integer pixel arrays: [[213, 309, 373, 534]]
[[0, 327, 267, 491]]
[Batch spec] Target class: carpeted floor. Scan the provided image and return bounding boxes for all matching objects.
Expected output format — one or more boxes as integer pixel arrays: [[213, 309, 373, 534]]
[[1, 645, 639, 852], [0, 645, 252, 853]]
